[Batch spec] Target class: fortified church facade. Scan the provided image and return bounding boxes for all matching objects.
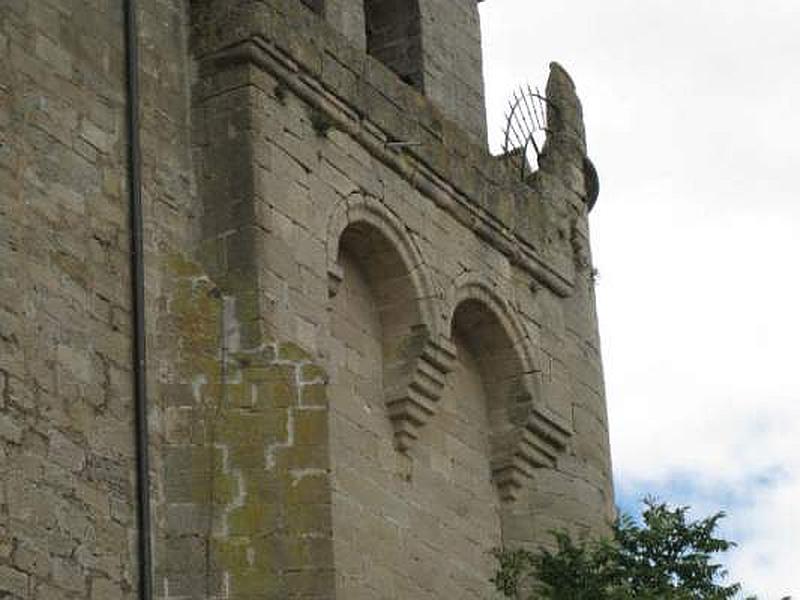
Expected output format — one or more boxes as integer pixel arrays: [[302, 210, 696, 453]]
[[0, 0, 613, 598]]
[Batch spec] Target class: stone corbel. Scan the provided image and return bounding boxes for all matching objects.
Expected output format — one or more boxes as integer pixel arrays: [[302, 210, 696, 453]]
[[386, 332, 456, 452], [492, 387, 572, 502], [327, 264, 344, 298]]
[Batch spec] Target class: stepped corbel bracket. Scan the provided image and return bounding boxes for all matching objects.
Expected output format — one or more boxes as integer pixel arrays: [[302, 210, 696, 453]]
[[493, 401, 572, 503], [386, 334, 457, 453]]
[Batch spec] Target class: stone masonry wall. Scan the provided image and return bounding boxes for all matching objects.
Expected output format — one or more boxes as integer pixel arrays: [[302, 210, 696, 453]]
[[188, 0, 614, 597], [418, 0, 487, 145], [363, 0, 424, 93], [325, 0, 366, 52], [282, 0, 488, 146], [0, 2, 137, 598], [0, 0, 199, 598], [157, 257, 335, 599], [1, 0, 614, 598]]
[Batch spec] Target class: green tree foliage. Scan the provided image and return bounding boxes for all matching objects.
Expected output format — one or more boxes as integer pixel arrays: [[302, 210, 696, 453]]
[[491, 498, 755, 600]]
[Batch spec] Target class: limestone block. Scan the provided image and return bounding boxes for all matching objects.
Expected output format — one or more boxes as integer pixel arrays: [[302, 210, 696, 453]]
[[0, 413, 22, 444], [48, 430, 86, 472], [91, 577, 124, 600], [0, 565, 28, 598]]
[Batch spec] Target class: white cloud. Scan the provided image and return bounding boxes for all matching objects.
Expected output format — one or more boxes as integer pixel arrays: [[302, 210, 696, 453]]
[[480, 1, 800, 597]]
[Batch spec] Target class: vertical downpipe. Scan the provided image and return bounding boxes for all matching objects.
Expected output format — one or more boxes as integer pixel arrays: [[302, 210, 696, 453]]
[[123, 1, 153, 599]]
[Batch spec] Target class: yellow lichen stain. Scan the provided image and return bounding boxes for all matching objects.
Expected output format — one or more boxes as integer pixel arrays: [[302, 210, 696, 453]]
[[167, 254, 223, 379], [165, 253, 333, 597]]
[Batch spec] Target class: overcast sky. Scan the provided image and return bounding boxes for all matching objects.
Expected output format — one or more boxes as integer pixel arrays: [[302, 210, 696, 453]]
[[479, 1, 800, 597]]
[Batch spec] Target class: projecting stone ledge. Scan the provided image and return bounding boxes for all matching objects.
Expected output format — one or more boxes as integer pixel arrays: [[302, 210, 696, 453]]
[[493, 404, 572, 502], [386, 334, 457, 452], [191, 0, 587, 299]]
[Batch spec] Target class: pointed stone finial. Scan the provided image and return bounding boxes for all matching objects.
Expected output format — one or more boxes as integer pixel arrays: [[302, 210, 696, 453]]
[[546, 62, 586, 148], [538, 62, 598, 206]]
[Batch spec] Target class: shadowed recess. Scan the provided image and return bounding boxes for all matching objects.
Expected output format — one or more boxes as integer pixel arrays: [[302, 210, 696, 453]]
[[364, 0, 424, 90]]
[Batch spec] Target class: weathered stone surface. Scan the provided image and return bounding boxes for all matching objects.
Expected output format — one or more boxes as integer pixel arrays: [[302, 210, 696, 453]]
[[0, 565, 28, 598], [91, 577, 124, 600], [2, 1, 612, 598]]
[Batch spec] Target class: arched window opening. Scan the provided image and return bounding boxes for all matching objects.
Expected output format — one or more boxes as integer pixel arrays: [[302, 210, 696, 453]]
[[364, 0, 424, 90], [300, 0, 324, 15]]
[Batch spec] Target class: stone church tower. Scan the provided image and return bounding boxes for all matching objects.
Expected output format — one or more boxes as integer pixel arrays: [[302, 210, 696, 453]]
[[0, 0, 613, 598]]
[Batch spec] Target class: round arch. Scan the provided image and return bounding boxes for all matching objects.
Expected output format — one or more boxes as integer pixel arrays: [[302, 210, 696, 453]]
[[450, 276, 538, 381], [326, 193, 455, 451], [448, 275, 559, 501], [326, 192, 442, 338]]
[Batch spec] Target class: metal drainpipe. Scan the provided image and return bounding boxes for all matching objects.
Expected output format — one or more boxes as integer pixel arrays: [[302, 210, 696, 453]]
[[123, 1, 153, 598]]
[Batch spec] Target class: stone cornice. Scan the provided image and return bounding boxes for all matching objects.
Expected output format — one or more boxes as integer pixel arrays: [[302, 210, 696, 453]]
[[199, 38, 576, 298], [192, 0, 585, 298]]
